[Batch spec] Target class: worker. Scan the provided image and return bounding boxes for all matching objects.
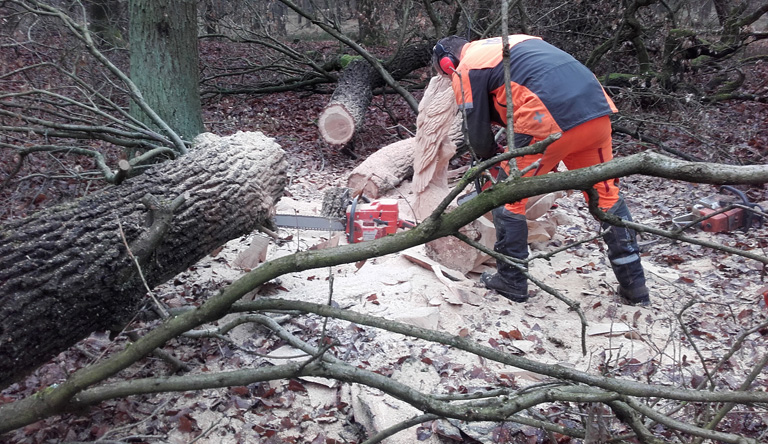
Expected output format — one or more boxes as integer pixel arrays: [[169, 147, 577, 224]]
[[432, 35, 650, 306]]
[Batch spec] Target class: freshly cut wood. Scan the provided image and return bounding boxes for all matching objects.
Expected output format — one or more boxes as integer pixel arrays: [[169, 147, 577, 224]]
[[318, 103, 359, 146], [347, 138, 415, 198], [526, 192, 563, 221], [0, 131, 288, 389], [402, 251, 484, 305], [528, 219, 558, 243], [318, 59, 376, 145], [423, 194, 564, 275], [234, 235, 271, 270], [318, 43, 432, 145], [412, 75, 459, 194], [345, 74, 463, 201]]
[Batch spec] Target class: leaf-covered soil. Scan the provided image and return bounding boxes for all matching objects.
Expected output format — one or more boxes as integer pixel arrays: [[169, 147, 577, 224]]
[[2, 39, 768, 444]]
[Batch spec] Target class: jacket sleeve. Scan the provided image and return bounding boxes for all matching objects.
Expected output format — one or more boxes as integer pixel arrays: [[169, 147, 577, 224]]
[[453, 70, 497, 159], [464, 104, 497, 159]]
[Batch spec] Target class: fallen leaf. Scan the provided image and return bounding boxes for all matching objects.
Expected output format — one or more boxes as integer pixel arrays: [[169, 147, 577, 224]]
[[287, 379, 307, 392], [177, 414, 196, 433], [737, 309, 753, 320], [366, 294, 380, 305], [231, 386, 249, 396]]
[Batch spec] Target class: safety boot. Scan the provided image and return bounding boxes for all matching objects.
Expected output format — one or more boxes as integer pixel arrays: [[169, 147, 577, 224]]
[[602, 197, 650, 306], [483, 207, 529, 303]]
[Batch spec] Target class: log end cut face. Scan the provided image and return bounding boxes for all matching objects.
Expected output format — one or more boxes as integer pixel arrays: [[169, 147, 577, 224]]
[[318, 104, 355, 145]]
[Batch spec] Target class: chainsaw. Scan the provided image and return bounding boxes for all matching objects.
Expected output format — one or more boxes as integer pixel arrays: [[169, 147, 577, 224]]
[[672, 185, 764, 233], [273, 196, 415, 244]]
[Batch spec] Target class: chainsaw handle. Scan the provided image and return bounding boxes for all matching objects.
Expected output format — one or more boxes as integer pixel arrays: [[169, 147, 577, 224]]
[[346, 196, 359, 243], [718, 185, 764, 231], [718, 185, 749, 204]]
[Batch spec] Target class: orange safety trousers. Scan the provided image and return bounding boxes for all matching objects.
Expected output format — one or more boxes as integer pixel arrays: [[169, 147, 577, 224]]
[[503, 115, 620, 214]]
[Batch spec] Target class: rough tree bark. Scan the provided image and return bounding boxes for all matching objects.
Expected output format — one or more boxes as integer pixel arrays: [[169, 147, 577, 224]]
[[318, 42, 432, 145], [0, 132, 288, 389]]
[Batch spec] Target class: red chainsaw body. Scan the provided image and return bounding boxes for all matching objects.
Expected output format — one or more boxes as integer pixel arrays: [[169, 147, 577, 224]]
[[346, 199, 400, 243], [693, 206, 745, 233]]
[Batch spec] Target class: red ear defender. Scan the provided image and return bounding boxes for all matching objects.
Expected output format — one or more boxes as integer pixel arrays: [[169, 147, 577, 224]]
[[433, 40, 459, 75], [439, 56, 456, 74]]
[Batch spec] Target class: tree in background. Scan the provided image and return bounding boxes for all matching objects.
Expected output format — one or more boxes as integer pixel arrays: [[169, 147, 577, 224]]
[[129, 0, 205, 141]]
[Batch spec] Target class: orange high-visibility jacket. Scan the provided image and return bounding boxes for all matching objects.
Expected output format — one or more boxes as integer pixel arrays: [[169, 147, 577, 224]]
[[450, 35, 618, 158]]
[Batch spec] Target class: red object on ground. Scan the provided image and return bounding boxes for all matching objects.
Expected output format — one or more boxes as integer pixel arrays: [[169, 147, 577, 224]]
[[694, 207, 746, 233], [346, 199, 402, 243]]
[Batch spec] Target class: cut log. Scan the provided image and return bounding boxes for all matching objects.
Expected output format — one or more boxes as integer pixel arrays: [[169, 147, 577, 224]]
[[318, 42, 432, 145], [0, 131, 288, 389], [347, 138, 415, 198], [318, 59, 375, 145]]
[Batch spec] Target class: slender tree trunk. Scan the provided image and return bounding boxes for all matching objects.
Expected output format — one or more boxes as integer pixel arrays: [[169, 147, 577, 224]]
[[86, 0, 124, 46], [357, 0, 383, 45], [129, 0, 204, 141]]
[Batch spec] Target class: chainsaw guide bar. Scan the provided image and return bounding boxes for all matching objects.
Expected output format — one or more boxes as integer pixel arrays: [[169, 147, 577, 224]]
[[272, 214, 346, 232]]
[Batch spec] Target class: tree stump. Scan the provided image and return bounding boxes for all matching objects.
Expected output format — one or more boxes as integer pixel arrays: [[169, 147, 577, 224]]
[[0, 131, 288, 389]]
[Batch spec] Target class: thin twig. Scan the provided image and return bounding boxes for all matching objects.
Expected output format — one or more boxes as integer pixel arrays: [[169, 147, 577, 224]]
[[116, 217, 169, 319], [361, 414, 440, 444]]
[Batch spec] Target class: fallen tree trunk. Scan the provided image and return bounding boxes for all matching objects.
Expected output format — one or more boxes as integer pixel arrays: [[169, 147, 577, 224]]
[[0, 131, 288, 389], [318, 42, 432, 145]]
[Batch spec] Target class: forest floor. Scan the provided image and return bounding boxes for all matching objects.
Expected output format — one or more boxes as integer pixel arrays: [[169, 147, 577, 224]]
[[2, 38, 768, 444]]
